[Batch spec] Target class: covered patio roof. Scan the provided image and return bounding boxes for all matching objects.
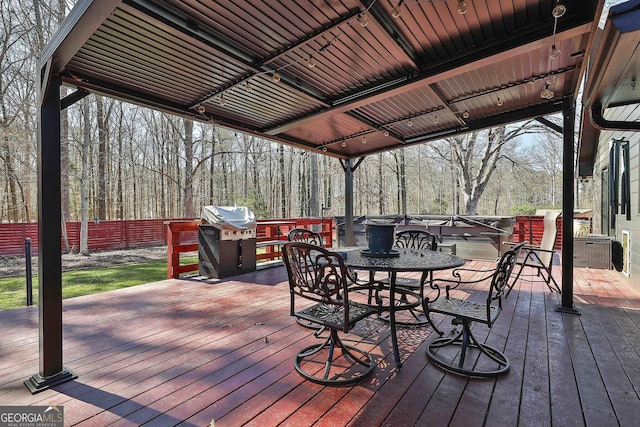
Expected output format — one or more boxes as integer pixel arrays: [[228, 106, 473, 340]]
[[32, 0, 607, 393], [43, 0, 602, 159]]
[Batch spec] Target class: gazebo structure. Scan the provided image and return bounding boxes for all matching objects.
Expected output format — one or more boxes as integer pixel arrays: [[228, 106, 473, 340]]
[[32, 0, 604, 392]]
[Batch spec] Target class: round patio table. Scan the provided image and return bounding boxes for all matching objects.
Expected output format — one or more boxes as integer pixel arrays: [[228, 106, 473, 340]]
[[341, 247, 465, 368]]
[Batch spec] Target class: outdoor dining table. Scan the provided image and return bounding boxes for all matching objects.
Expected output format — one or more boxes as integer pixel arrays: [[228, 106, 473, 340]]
[[341, 246, 466, 368]]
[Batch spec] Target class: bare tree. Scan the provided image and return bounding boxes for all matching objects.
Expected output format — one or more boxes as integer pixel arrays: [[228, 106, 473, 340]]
[[79, 98, 90, 255], [428, 123, 537, 215], [95, 96, 113, 220], [0, 1, 31, 222], [183, 117, 194, 217]]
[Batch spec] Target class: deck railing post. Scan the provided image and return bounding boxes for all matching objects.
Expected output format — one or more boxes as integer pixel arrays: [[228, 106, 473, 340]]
[[25, 238, 33, 306]]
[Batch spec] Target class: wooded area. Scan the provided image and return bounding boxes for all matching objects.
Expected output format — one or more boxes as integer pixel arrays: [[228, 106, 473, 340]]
[[1, 0, 569, 229]]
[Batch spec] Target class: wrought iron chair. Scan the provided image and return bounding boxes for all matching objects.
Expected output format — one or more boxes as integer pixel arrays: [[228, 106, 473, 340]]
[[424, 242, 526, 377], [377, 230, 439, 327], [508, 210, 561, 295], [288, 228, 328, 330], [282, 242, 378, 386], [287, 228, 324, 247]]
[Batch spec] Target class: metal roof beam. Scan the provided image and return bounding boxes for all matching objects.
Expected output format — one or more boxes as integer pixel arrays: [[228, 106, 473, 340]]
[[536, 116, 563, 134], [265, 23, 593, 136], [365, 1, 418, 65], [60, 89, 90, 110]]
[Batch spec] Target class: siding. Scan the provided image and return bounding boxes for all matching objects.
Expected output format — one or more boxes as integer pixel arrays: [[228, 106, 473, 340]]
[[592, 126, 640, 291]]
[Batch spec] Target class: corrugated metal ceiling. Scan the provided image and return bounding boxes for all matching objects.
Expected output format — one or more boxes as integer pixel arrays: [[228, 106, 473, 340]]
[[46, 0, 603, 159]]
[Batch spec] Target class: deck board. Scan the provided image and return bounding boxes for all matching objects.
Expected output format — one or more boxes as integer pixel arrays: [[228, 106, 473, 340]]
[[1, 262, 639, 426]]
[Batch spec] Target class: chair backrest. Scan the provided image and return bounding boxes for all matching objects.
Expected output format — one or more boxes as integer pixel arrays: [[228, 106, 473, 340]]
[[488, 242, 527, 308], [394, 229, 438, 251], [287, 228, 324, 247], [282, 242, 351, 332], [539, 211, 561, 266]]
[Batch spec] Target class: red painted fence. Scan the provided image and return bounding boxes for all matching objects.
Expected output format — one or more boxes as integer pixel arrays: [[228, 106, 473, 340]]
[[0, 215, 587, 257], [0, 219, 175, 256]]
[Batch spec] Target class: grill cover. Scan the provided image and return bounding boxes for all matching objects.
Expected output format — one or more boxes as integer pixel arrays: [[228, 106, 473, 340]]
[[200, 206, 257, 240]]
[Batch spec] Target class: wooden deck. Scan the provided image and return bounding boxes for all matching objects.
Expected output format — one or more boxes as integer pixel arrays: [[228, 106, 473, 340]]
[[1, 261, 639, 426]]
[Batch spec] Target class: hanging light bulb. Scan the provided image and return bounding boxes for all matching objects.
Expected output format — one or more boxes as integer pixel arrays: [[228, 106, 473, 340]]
[[462, 110, 470, 119], [433, 115, 439, 124], [391, 2, 402, 18], [245, 81, 252, 91], [341, 141, 347, 148], [362, 136, 367, 144], [219, 94, 226, 106], [322, 146, 328, 152], [197, 104, 206, 113], [273, 71, 281, 82], [307, 56, 316, 68], [546, 74, 557, 85], [540, 84, 554, 99], [497, 97, 504, 107], [552, 2, 566, 18], [550, 44, 561, 60], [407, 119, 413, 127], [358, 13, 368, 27], [384, 130, 390, 136], [457, 0, 469, 15]]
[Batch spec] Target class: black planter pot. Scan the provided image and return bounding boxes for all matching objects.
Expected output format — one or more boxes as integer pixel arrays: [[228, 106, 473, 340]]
[[365, 223, 397, 254]]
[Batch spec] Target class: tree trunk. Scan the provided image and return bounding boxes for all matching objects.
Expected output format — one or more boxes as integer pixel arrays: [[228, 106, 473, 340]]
[[310, 152, 318, 218], [80, 99, 90, 256], [96, 96, 108, 220], [116, 103, 124, 219], [209, 129, 216, 202], [378, 153, 384, 214], [280, 145, 286, 218], [221, 150, 228, 204], [399, 148, 407, 217], [183, 118, 194, 217]]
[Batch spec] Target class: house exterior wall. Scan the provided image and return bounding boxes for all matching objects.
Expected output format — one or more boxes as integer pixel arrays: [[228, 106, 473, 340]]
[[591, 125, 640, 291]]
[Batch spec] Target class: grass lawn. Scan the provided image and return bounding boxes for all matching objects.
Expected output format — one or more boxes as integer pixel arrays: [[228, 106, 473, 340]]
[[0, 258, 197, 311]]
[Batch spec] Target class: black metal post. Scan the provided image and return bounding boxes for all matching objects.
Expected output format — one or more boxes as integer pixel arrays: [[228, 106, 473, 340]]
[[344, 160, 355, 246], [24, 73, 77, 394], [25, 238, 33, 306], [557, 97, 579, 315]]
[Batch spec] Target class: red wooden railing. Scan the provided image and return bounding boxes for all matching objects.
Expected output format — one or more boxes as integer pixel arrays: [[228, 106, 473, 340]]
[[164, 220, 199, 279], [512, 214, 591, 250], [1, 215, 589, 269], [164, 218, 334, 279]]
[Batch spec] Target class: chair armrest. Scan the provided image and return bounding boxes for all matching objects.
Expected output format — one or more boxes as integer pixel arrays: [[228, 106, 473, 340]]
[[427, 277, 460, 299], [521, 244, 555, 253], [451, 266, 498, 276], [431, 265, 502, 295]]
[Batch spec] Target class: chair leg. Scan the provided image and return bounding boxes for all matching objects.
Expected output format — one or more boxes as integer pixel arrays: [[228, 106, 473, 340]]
[[506, 261, 526, 297], [528, 251, 561, 294], [294, 329, 375, 386], [422, 297, 444, 336], [377, 289, 430, 327], [509, 250, 561, 295], [540, 265, 561, 293], [426, 320, 510, 377]]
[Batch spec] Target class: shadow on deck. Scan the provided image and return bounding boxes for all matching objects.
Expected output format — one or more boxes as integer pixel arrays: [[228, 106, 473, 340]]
[[0, 261, 638, 426]]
